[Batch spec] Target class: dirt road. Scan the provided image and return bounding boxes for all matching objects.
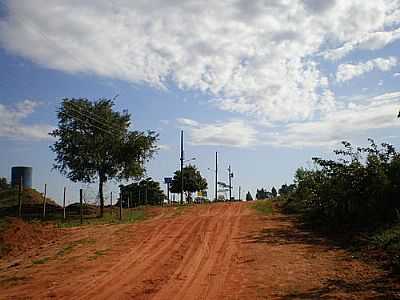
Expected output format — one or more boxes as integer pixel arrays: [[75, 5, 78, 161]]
[[0, 202, 399, 299]]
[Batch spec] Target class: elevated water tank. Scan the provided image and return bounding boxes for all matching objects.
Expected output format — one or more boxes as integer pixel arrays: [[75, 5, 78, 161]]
[[11, 166, 32, 188]]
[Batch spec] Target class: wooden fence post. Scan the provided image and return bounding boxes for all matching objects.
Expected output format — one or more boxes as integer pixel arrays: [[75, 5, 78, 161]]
[[80, 189, 83, 225], [63, 187, 66, 220], [42, 184, 47, 219], [119, 192, 122, 221], [110, 191, 113, 217]]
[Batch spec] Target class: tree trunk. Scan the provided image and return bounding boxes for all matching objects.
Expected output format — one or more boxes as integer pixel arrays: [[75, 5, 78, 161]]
[[99, 176, 104, 218]]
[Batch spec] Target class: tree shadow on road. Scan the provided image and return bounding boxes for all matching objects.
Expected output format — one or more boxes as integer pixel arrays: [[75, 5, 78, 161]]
[[241, 215, 338, 250], [280, 277, 400, 299]]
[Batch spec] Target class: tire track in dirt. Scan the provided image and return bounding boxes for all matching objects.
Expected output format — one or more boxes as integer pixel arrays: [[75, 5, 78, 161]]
[[63, 216, 203, 299]]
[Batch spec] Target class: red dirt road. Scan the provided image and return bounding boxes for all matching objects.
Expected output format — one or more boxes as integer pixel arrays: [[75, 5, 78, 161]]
[[0, 202, 399, 299]]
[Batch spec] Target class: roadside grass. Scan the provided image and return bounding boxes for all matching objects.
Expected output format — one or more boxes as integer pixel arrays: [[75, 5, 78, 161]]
[[88, 249, 109, 261], [252, 200, 274, 215], [32, 257, 50, 265], [172, 204, 190, 217], [56, 238, 96, 257], [56, 209, 147, 228], [368, 223, 400, 272], [0, 217, 10, 257]]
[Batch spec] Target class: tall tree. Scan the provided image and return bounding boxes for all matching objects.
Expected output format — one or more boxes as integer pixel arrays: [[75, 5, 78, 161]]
[[170, 165, 207, 202], [50, 98, 158, 217], [271, 186, 277, 198]]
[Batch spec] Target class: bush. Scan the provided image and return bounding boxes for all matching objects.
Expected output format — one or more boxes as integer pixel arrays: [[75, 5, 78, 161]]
[[282, 140, 400, 229]]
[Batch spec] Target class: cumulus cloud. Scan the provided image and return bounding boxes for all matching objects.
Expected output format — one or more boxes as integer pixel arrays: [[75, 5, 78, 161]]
[[336, 57, 397, 82], [268, 92, 400, 147], [1, 0, 399, 124], [0, 100, 54, 140], [177, 118, 258, 148]]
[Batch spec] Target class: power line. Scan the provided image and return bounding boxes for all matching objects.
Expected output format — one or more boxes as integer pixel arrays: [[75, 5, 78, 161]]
[[65, 103, 122, 135]]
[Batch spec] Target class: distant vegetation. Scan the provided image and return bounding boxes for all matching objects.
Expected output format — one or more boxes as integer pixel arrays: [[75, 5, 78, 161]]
[[120, 177, 165, 207], [246, 191, 253, 201]]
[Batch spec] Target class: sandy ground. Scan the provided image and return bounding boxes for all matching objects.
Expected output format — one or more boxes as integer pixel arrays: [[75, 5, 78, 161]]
[[0, 202, 399, 299]]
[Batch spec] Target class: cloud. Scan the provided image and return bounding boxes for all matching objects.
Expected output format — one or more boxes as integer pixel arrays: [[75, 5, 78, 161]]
[[1, 0, 399, 123], [177, 118, 199, 127], [157, 144, 171, 151], [177, 118, 258, 148], [323, 28, 400, 61], [268, 92, 400, 147], [336, 57, 397, 82], [394, 73, 400, 77], [0, 100, 54, 140]]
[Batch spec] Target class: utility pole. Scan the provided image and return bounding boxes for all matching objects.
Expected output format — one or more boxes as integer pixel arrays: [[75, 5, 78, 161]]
[[17, 176, 23, 217], [239, 186, 241, 201], [180, 130, 184, 205], [215, 152, 218, 202], [228, 166, 233, 201]]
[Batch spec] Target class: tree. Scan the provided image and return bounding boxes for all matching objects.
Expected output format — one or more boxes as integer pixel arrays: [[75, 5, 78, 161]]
[[256, 188, 269, 200], [278, 183, 296, 196], [170, 165, 207, 203], [271, 186, 277, 198], [0, 177, 8, 190], [120, 177, 165, 207], [246, 191, 253, 201], [50, 98, 158, 217]]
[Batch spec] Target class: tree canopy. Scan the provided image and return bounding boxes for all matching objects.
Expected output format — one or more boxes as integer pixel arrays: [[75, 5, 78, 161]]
[[170, 165, 207, 203], [50, 98, 158, 216]]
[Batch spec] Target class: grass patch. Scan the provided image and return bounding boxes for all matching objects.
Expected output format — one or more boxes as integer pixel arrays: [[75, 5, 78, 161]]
[[88, 249, 109, 261], [0, 275, 29, 287], [56, 238, 96, 257], [0, 217, 10, 257], [171, 204, 191, 217], [56, 208, 147, 228], [32, 257, 50, 265], [252, 200, 273, 215]]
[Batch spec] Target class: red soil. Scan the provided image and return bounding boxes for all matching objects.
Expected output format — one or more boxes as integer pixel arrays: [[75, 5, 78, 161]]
[[0, 202, 399, 299]]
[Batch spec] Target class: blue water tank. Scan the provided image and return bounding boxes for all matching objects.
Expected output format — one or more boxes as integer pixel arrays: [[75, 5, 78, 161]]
[[11, 166, 32, 188]]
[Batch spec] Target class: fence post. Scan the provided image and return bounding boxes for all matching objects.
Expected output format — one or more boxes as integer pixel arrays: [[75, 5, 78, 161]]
[[119, 192, 122, 221], [80, 189, 83, 225], [42, 184, 47, 219], [110, 191, 113, 217], [63, 187, 66, 220], [18, 176, 22, 217]]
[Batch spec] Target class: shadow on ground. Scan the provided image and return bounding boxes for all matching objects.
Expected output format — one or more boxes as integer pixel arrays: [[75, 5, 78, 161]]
[[240, 214, 400, 299], [281, 277, 400, 299], [241, 215, 336, 249]]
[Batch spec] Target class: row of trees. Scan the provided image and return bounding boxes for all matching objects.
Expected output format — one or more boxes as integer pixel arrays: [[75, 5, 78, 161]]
[[255, 187, 277, 200], [280, 139, 400, 228], [120, 178, 165, 206]]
